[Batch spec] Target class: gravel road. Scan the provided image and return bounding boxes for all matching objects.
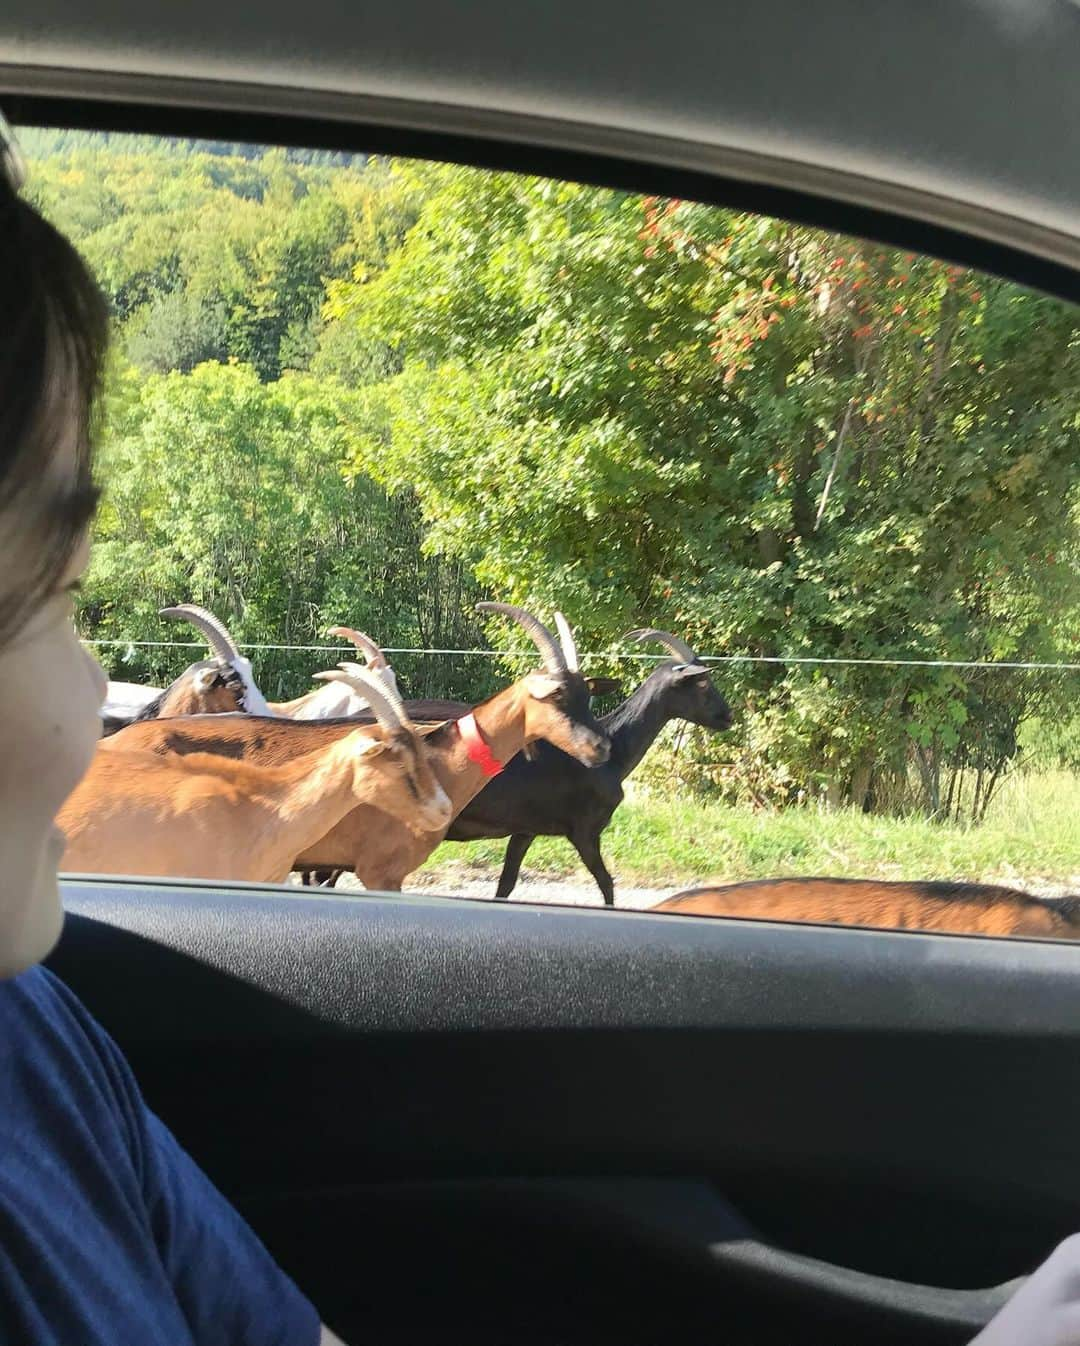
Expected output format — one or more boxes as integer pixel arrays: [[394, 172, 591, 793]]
[[334, 868, 669, 909]]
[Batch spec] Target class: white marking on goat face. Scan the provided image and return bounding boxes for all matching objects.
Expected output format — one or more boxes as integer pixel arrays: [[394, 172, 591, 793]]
[[412, 778, 452, 831]]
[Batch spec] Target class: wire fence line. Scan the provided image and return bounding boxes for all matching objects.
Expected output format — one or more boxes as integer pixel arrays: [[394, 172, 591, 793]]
[[81, 638, 1080, 672]]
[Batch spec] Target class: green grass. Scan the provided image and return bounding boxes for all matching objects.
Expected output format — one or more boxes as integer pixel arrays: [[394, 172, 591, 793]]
[[419, 770, 1080, 890]]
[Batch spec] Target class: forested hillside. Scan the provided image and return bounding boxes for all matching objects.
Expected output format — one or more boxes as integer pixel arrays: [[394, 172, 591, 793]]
[[24, 132, 1080, 818]]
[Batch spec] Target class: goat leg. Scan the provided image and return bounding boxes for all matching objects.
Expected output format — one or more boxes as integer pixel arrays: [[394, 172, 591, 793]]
[[495, 833, 535, 900], [570, 829, 616, 907], [298, 867, 342, 887]]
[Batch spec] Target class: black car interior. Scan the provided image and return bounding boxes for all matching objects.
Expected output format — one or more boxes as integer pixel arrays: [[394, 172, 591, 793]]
[[47, 878, 1080, 1344]]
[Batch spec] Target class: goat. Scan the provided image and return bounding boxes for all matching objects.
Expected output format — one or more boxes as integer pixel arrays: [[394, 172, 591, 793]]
[[444, 629, 732, 906], [101, 604, 270, 735], [651, 877, 1080, 939], [161, 614, 409, 720], [60, 668, 451, 883], [296, 671, 624, 888], [102, 608, 452, 733], [296, 671, 621, 888], [103, 604, 611, 891], [103, 681, 161, 718]]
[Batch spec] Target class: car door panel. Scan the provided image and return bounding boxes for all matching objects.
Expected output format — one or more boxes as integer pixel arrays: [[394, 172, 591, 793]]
[[46, 881, 1080, 1344]]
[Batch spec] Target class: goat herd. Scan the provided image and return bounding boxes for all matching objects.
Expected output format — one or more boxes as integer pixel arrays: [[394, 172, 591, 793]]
[[60, 602, 1080, 941]]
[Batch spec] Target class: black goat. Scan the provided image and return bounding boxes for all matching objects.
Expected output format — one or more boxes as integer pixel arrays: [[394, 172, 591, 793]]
[[445, 630, 733, 905]]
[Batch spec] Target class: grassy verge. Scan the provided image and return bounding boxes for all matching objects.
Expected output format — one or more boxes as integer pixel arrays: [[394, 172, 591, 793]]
[[418, 770, 1080, 890]]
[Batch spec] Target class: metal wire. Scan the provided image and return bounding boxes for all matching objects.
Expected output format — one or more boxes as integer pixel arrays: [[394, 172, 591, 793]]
[[80, 638, 1080, 672]]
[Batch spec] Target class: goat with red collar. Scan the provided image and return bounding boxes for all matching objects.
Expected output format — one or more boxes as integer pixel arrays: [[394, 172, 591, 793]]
[[446, 630, 733, 905]]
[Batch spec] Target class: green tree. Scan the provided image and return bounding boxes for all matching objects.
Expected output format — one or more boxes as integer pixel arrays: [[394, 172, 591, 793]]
[[81, 361, 489, 701], [23, 144, 387, 378], [328, 167, 1080, 814], [123, 290, 230, 373]]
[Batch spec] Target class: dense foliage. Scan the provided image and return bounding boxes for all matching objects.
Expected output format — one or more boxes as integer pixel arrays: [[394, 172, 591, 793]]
[[334, 166, 1080, 815], [24, 134, 1080, 816], [25, 137, 484, 699], [90, 363, 487, 699]]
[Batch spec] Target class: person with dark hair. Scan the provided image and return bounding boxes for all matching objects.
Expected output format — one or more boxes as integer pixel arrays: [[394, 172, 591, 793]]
[[0, 114, 345, 1345]]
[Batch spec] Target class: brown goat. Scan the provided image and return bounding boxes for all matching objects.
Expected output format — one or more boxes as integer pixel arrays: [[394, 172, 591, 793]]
[[102, 604, 268, 735], [60, 670, 451, 883], [651, 878, 1080, 939]]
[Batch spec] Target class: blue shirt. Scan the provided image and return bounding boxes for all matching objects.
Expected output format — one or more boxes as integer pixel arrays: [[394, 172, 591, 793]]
[[0, 965, 320, 1346]]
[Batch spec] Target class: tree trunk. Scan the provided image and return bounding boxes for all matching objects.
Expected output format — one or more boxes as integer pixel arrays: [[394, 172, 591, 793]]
[[849, 754, 875, 812]]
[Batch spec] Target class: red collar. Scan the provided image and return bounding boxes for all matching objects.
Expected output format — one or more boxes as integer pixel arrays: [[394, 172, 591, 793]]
[[457, 712, 504, 777]]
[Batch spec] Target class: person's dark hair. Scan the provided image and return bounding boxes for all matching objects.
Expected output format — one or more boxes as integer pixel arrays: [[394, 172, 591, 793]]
[[0, 156, 108, 646]]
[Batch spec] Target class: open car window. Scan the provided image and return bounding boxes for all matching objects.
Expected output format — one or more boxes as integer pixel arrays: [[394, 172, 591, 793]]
[[21, 125, 1079, 941]]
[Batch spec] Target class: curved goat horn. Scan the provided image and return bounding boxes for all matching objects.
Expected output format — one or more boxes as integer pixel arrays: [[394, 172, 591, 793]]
[[319, 642, 406, 719], [625, 628, 701, 666], [327, 626, 389, 670], [310, 659, 368, 685], [316, 667, 411, 734], [477, 602, 566, 675], [334, 659, 405, 712], [160, 604, 240, 664], [553, 612, 580, 673]]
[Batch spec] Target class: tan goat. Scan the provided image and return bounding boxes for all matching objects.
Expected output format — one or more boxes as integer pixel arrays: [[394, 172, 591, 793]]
[[60, 669, 451, 883], [651, 877, 1080, 939], [102, 603, 610, 890]]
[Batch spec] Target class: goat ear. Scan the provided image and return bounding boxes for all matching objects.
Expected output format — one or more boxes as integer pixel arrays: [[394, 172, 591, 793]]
[[672, 661, 709, 681], [524, 671, 562, 702], [352, 733, 387, 758], [192, 667, 218, 694], [586, 676, 622, 698]]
